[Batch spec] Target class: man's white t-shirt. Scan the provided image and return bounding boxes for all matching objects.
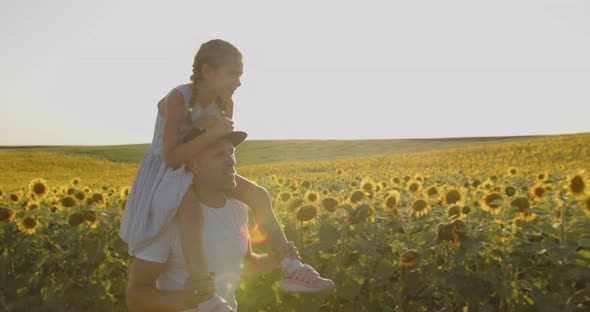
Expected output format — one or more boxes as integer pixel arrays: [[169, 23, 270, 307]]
[[135, 197, 249, 311]]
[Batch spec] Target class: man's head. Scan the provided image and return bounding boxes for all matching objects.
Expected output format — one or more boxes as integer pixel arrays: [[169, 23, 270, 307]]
[[184, 130, 247, 192]]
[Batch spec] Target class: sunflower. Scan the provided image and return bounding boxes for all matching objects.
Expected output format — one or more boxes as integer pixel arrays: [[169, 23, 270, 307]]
[[443, 186, 468, 206], [390, 177, 401, 186], [0, 207, 16, 223], [28, 178, 49, 200], [68, 213, 85, 226], [90, 193, 106, 207], [536, 171, 549, 182], [409, 198, 431, 218], [74, 190, 86, 202], [60, 196, 77, 209], [400, 249, 418, 267], [26, 202, 40, 212], [301, 180, 311, 189], [71, 177, 81, 186], [321, 189, 330, 196], [348, 203, 373, 225], [361, 180, 375, 193], [276, 177, 285, 186], [530, 184, 547, 201], [407, 181, 422, 195], [278, 192, 291, 202], [508, 166, 519, 176], [426, 185, 440, 199], [269, 175, 277, 182], [447, 205, 462, 219], [83, 187, 91, 194], [383, 191, 401, 211], [336, 168, 344, 175], [481, 179, 494, 191], [321, 197, 339, 212], [296, 205, 317, 222], [9, 193, 20, 203], [504, 186, 516, 197], [480, 193, 504, 215], [510, 197, 530, 213], [119, 187, 131, 199], [349, 190, 367, 204], [82, 210, 98, 228], [566, 170, 588, 199], [304, 191, 320, 203], [17, 216, 39, 235]]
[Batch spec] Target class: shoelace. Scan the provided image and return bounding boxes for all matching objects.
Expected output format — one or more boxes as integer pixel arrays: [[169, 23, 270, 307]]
[[290, 265, 320, 283]]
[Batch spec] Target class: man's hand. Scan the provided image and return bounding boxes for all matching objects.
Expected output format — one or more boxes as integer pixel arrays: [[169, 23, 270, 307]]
[[182, 273, 217, 308]]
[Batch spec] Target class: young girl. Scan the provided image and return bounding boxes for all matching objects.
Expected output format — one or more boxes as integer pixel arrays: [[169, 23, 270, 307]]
[[120, 39, 334, 311]]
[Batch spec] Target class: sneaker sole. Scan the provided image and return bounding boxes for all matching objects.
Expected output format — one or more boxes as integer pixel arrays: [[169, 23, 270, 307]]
[[278, 281, 335, 293]]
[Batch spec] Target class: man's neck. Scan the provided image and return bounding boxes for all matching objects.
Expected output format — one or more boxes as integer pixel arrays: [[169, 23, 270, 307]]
[[193, 183, 226, 208]]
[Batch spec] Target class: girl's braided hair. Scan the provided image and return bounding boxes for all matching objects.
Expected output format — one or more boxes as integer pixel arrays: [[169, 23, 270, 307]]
[[186, 39, 242, 127]]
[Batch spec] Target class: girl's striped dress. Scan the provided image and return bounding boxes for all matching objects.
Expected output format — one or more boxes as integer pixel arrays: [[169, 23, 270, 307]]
[[119, 83, 222, 255]]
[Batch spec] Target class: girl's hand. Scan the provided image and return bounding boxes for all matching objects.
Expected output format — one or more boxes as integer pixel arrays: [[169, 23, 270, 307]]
[[182, 274, 216, 308], [208, 116, 234, 138]]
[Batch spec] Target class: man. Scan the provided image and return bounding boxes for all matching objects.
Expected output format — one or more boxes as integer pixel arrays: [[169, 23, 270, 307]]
[[125, 130, 285, 311]]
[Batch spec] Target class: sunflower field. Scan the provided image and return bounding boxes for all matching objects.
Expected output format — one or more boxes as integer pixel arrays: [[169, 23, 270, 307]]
[[1, 133, 590, 311]]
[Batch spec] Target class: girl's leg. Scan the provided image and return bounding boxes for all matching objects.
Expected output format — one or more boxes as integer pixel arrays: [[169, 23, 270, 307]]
[[178, 189, 232, 311], [232, 176, 334, 292]]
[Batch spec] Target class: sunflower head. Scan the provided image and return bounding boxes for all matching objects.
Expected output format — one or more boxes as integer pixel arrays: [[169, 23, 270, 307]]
[[407, 181, 422, 194], [443, 187, 467, 206], [296, 205, 317, 222], [321, 197, 339, 212], [410, 198, 432, 218], [348, 203, 373, 225], [68, 213, 85, 226], [383, 191, 400, 210], [28, 178, 49, 200], [508, 167, 519, 176], [120, 187, 131, 199], [60, 196, 77, 208], [400, 249, 418, 267], [91, 193, 106, 206], [71, 178, 81, 187], [26, 202, 40, 212], [0, 207, 16, 223], [278, 192, 291, 202], [17, 216, 39, 235], [82, 210, 98, 228], [510, 197, 530, 213], [504, 186, 516, 197], [481, 193, 504, 215], [336, 168, 344, 175], [349, 190, 367, 204], [566, 170, 588, 199], [447, 205, 462, 219], [9, 193, 20, 203], [530, 184, 546, 201], [304, 191, 320, 203]]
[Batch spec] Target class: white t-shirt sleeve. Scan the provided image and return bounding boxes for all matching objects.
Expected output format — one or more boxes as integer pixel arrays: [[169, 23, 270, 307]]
[[134, 225, 172, 263]]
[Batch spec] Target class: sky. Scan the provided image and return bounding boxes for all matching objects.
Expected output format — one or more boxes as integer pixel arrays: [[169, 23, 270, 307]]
[[1, 0, 589, 145]]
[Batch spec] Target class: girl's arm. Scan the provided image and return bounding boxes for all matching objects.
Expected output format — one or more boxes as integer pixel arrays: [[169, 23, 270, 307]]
[[227, 175, 270, 211], [160, 90, 231, 168]]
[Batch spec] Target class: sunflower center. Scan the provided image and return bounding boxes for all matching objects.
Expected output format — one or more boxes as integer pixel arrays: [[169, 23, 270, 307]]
[[570, 175, 585, 194], [386, 196, 397, 209], [23, 217, 37, 229], [409, 183, 419, 193], [412, 200, 427, 212], [445, 190, 461, 204], [534, 187, 545, 197]]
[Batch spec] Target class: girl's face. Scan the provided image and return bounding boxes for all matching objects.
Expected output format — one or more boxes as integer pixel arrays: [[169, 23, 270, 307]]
[[208, 58, 243, 100]]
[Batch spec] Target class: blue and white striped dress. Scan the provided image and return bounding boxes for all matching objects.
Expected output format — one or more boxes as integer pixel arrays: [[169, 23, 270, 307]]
[[120, 83, 223, 256]]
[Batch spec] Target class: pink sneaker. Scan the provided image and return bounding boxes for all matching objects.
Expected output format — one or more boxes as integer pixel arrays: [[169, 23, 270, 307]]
[[197, 294, 233, 312], [278, 264, 335, 292]]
